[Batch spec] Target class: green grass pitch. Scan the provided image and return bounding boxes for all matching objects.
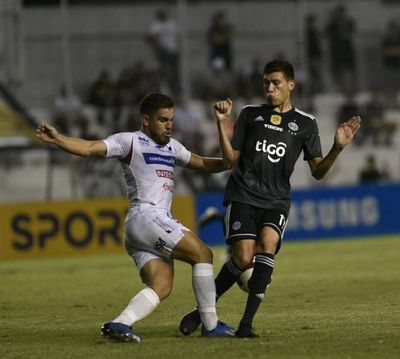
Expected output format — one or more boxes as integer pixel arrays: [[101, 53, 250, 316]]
[[1, 235, 400, 359]]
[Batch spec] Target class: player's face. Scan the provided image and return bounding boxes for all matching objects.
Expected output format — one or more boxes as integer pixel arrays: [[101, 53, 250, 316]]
[[263, 72, 295, 109], [145, 107, 175, 145]]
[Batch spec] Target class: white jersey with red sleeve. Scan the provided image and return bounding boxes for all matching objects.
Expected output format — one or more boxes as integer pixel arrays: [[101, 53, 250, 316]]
[[103, 131, 191, 211]]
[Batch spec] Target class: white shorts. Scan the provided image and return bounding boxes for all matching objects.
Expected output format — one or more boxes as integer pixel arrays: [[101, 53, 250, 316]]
[[124, 204, 190, 271]]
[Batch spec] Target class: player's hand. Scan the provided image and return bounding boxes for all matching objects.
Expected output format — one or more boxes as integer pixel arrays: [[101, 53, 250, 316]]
[[36, 123, 59, 144], [334, 116, 362, 149], [214, 98, 233, 123]]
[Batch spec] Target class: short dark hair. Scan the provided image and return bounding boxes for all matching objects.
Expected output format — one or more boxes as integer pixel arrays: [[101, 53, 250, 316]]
[[263, 60, 295, 81], [140, 93, 175, 116]]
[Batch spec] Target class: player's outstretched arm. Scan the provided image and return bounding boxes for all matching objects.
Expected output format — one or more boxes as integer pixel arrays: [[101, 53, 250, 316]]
[[214, 98, 240, 169], [36, 123, 107, 157], [186, 153, 227, 173], [309, 116, 361, 180]]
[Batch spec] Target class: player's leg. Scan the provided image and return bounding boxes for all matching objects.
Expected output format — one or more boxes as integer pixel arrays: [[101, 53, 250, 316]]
[[179, 202, 256, 336], [172, 230, 235, 337], [236, 208, 287, 338], [102, 255, 173, 343], [113, 258, 173, 324], [179, 241, 255, 336], [236, 226, 278, 338], [215, 239, 255, 299], [102, 207, 174, 343], [215, 202, 258, 298]]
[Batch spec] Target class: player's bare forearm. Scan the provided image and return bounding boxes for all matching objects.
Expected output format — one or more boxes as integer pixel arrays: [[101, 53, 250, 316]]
[[310, 116, 361, 180], [36, 123, 106, 157], [187, 154, 227, 173], [214, 98, 237, 168], [55, 135, 106, 157], [201, 157, 227, 173], [217, 121, 237, 169], [310, 144, 342, 180]]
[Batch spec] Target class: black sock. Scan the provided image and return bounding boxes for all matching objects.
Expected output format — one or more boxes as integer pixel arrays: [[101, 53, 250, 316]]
[[215, 257, 243, 301], [240, 252, 274, 327]]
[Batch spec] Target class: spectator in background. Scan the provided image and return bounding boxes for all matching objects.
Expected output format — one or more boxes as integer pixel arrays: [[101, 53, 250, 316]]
[[117, 60, 161, 105], [305, 13, 323, 95], [358, 154, 387, 184], [147, 9, 180, 97], [208, 11, 233, 72], [363, 90, 397, 146], [203, 58, 236, 101], [326, 5, 357, 94], [53, 84, 82, 136], [237, 57, 263, 101], [88, 69, 117, 125], [382, 20, 400, 102], [336, 94, 362, 142]]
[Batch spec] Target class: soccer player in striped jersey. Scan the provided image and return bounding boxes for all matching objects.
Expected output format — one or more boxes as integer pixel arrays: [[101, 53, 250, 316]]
[[36, 92, 236, 343], [180, 60, 361, 338]]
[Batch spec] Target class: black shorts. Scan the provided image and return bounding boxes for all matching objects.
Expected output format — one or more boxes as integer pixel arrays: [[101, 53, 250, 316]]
[[224, 202, 289, 253]]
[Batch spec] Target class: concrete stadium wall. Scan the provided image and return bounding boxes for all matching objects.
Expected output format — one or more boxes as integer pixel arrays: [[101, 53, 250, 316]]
[[16, 0, 400, 106]]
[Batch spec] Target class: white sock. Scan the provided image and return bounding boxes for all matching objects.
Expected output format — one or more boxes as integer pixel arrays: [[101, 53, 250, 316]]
[[192, 263, 218, 331], [112, 287, 160, 326]]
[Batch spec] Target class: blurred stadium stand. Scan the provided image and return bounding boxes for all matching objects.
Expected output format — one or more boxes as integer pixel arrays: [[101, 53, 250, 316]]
[[1, 0, 400, 202]]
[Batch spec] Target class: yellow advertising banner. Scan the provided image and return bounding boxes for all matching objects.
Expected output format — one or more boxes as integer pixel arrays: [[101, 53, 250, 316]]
[[0, 196, 195, 260]]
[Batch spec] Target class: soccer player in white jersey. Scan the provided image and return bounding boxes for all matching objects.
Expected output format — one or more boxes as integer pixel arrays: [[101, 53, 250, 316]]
[[179, 60, 362, 338], [36, 92, 236, 343]]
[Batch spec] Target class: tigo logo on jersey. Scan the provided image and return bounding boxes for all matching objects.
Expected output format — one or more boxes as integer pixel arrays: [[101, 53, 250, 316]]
[[143, 153, 175, 167], [270, 115, 282, 125], [255, 140, 287, 163]]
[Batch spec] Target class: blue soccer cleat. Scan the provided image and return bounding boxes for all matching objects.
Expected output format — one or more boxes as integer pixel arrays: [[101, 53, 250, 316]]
[[101, 321, 141, 343], [201, 321, 236, 337]]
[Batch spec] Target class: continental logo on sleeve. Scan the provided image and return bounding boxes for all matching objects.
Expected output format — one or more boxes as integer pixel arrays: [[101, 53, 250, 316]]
[[270, 115, 282, 125]]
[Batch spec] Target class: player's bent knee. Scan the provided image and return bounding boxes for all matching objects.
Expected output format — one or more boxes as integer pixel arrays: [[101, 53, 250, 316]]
[[233, 255, 254, 270], [185, 243, 213, 264], [152, 281, 173, 301], [198, 244, 213, 262]]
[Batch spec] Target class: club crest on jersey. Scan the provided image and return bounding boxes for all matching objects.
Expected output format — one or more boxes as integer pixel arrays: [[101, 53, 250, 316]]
[[270, 115, 282, 125], [288, 122, 299, 132]]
